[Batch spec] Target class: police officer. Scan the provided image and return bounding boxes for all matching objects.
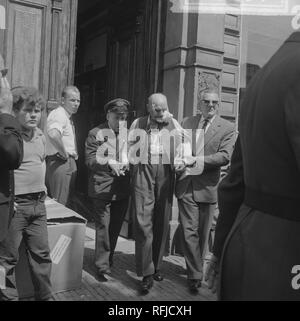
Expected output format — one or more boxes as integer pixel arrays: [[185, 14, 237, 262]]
[[85, 98, 130, 281]]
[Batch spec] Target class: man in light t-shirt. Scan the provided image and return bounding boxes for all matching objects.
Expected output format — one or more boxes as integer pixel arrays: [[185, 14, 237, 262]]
[[0, 87, 52, 301], [45, 86, 80, 207]]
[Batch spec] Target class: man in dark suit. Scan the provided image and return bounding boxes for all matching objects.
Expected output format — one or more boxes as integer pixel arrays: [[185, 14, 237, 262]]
[[85, 98, 130, 281], [175, 90, 235, 294], [205, 32, 300, 300], [0, 67, 23, 243]]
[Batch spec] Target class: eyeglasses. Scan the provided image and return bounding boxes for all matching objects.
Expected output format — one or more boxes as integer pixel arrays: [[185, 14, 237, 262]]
[[151, 103, 167, 110], [202, 100, 219, 106]]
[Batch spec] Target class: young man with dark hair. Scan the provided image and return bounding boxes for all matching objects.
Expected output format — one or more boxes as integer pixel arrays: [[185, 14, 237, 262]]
[[0, 87, 52, 301]]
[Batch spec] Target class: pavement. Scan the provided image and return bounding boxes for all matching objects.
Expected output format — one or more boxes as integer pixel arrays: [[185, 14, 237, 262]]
[[49, 223, 217, 302]]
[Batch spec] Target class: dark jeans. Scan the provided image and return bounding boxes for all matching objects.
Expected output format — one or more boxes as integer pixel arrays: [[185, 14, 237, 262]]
[[0, 192, 52, 301], [92, 198, 129, 273]]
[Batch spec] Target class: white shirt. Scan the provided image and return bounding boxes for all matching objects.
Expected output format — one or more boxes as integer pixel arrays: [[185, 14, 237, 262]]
[[45, 106, 77, 158]]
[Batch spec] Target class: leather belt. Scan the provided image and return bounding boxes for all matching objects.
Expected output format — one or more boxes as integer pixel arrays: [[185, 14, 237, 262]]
[[46, 153, 76, 161], [16, 191, 46, 200]]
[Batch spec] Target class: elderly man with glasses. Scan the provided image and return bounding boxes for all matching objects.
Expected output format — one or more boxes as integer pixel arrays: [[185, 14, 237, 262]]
[[175, 89, 236, 294], [129, 93, 187, 294]]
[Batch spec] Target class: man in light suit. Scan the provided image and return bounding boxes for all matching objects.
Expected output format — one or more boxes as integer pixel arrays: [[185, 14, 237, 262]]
[[205, 32, 300, 300], [175, 89, 235, 294]]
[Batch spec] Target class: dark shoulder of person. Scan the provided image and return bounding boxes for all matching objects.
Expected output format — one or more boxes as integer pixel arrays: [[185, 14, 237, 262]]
[[0, 113, 23, 169]]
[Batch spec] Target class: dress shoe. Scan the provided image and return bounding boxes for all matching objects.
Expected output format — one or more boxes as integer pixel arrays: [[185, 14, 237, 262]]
[[141, 275, 153, 294], [188, 279, 201, 294], [153, 271, 164, 282], [97, 270, 109, 282], [39, 296, 55, 301]]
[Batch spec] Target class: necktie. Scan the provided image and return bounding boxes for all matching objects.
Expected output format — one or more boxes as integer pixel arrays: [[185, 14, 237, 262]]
[[202, 118, 210, 132]]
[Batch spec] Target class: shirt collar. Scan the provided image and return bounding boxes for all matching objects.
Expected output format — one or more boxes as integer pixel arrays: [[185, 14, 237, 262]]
[[147, 115, 169, 131], [61, 106, 72, 119], [201, 115, 216, 124], [21, 127, 42, 141]]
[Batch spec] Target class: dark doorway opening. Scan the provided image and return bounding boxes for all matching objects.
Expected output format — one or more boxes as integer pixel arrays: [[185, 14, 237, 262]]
[[72, 0, 167, 236]]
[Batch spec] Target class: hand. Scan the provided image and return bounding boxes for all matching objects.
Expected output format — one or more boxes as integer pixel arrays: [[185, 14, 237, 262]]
[[174, 156, 196, 172], [174, 163, 186, 173], [56, 152, 68, 162], [204, 255, 220, 294], [68, 152, 78, 159], [0, 69, 13, 115], [14, 202, 18, 213], [183, 155, 196, 168], [119, 162, 129, 176], [108, 159, 124, 177], [161, 111, 173, 123]]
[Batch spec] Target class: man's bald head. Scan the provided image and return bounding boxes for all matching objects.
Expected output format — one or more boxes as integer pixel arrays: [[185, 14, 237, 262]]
[[147, 93, 169, 123], [148, 93, 168, 106], [62, 86, 80, 99]]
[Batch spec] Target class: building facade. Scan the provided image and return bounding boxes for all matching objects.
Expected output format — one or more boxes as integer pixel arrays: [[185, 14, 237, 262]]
[[0, 0, 297, 242]]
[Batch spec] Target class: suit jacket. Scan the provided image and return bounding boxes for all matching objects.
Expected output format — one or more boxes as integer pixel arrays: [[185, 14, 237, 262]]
[[0, 114, 23, 241], [175, 114, 236, 203], [85, 121, 130, 201], [213, 32, 300, 258]]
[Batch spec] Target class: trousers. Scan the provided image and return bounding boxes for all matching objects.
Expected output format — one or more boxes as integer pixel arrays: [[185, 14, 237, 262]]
[[0, 193, 52, 301], [178, 184, 215, 280], [132, 163, 174, 277], [46, 155, 77, 207], [92, 198, 129, 273]]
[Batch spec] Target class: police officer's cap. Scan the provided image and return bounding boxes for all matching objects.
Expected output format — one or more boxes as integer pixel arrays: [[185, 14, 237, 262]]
[[104, 98, 130, 115]]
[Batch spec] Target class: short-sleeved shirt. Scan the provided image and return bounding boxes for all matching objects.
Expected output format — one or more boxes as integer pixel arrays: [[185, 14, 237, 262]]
[[45, 106, 77, 158], [14, 128, 47, 195]]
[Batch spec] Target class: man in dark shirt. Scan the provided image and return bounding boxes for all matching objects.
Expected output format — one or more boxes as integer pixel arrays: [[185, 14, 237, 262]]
[[85, 98, 130, 281], [205, 32, 300, 300], [0, 66, 23, 243]]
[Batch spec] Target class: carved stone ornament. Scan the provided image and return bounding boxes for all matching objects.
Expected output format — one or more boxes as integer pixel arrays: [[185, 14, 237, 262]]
[[197, 71, 220, 112]]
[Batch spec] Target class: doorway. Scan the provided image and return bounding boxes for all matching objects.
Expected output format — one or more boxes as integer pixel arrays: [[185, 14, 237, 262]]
[[72, 0, 166, 237]]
